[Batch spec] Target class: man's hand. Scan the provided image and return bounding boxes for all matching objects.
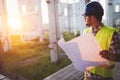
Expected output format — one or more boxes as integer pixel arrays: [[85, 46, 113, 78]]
[[100, 50, 120, 62], [99, 50, 110, 60]]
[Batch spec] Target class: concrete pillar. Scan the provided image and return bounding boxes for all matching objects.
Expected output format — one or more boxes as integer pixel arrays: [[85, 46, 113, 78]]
[[38, 0, 43, 42], [67, 2, 71, 33], [1, 0, 12, 52], [100, 0, 114, 26], [73, 0, 77, 36], [107, 0, 114, 26], [79, 0, 86, 34], [46, 0, 60, 62]]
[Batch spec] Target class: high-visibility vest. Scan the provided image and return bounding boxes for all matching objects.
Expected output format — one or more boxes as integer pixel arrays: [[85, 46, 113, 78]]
[[83, 26, 117, 77]]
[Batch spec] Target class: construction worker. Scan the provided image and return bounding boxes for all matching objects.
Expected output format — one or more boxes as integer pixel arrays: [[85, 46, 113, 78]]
[[83, 1, 120, 80]]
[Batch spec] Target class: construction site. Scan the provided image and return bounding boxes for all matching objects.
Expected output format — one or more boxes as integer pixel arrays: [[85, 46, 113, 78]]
[[0, 0, 120, 80]]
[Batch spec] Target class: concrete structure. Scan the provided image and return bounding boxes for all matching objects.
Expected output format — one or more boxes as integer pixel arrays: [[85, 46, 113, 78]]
[[0, 0, 44, 52], [44, 64, 84, 80], [58, 0, 86, 35], [0, 0, 11, 52], [47, 0, 86, 62], [0, 0, 119, 79], [17, 0, 43, 41], [113, 0, 120, 29], [113, 1, 120, 80], [47, 0, 61, 62]]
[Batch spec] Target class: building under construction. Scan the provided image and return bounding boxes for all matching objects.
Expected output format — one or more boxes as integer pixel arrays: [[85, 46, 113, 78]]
[[0, 0, 120, 79]]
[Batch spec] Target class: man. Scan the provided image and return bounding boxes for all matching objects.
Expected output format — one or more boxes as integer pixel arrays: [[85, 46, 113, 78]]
[[83, 1, 120, 80]]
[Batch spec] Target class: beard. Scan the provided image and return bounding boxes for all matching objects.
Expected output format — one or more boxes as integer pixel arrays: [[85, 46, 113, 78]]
[[86, 23, 91, 27]]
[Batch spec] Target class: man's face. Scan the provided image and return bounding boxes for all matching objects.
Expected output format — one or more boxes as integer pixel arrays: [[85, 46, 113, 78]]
[[84, 16, 92, 27]]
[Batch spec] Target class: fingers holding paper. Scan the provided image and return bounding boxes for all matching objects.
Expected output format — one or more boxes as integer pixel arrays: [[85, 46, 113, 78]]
[[99, 50, 110, 60], [99, 50, 120, 62]]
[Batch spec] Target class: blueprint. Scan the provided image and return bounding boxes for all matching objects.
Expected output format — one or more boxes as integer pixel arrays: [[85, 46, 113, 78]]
[[58, 33, 109, 71]]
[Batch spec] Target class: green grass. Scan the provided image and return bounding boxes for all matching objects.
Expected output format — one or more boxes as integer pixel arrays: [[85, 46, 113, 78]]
[[2, 36, 71, 80], [62, 31, 80, 41], [2, 32, 79, 80]]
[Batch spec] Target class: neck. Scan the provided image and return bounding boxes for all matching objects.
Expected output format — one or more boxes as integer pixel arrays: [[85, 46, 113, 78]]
[[92, 21, 102, 29]]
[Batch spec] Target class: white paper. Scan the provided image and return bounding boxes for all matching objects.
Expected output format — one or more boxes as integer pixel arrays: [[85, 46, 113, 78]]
[[58, 33, 109, 71]]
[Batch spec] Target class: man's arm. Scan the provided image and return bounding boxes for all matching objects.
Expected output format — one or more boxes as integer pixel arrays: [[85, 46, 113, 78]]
[[100, 31, 120, 62], [100, 50, 120, 62]]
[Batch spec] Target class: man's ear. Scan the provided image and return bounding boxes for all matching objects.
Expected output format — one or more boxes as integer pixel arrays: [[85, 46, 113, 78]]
[[91, 15, 97, 21], [91, 15, 95, 19]]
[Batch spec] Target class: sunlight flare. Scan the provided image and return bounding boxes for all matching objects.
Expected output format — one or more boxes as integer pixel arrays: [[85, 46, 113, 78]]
[[8, 17, 21, 29]]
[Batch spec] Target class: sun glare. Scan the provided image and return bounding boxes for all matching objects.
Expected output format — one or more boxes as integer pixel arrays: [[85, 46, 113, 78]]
[[8, 17, 21, 29], [6, 0, 21, 30]]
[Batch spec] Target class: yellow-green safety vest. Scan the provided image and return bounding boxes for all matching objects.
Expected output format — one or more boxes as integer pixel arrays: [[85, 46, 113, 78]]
[[83, 26, 117, 77]]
